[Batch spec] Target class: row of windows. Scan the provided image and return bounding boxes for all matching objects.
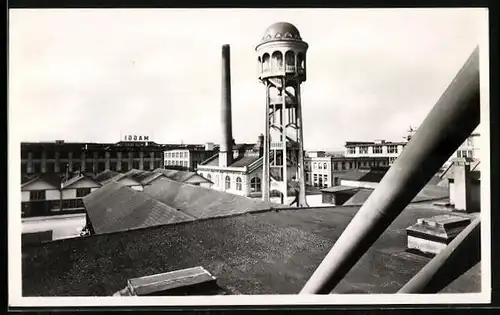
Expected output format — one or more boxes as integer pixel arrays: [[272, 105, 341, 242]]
[[306, 160, 386, 171], [198, 173, 262, 192], [457, 150, 473, 158], [23, 151, 164, 160], [313, 174, 329, 188], [29, 188, 92, 201], [165, 151, 189, 159], [23, 161, 162, 175], [165, 160, 189, 167], [347, 145, 399, 155]]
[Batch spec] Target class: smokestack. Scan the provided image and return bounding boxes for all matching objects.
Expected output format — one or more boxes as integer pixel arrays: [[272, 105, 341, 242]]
[[220, 44, 233, 168]]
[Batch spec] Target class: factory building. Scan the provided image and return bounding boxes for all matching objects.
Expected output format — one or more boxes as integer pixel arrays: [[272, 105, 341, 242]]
[[20, 139, 166, 180], [197, 137, 265, 197], [164, 143, 217, 171], [304, 151, 390, 188], [21, 173, 101, 217], [344, 140, 407, 165]]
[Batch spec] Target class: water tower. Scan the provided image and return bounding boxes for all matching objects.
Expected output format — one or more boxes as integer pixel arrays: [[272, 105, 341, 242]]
[[256, 22, 309, 206]]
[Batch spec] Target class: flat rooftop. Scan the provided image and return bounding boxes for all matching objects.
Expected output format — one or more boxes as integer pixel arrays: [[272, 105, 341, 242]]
[[22, 203, 480, 296]]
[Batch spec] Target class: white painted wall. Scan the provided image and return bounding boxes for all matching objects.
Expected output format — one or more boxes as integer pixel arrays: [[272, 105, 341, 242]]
[[46, 189, 61, 201], [62, 188, 77, 199], [21, 191, 30, 202]]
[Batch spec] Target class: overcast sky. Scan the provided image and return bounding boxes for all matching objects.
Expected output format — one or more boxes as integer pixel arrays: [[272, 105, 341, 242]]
[[9, 8, 485, 150]]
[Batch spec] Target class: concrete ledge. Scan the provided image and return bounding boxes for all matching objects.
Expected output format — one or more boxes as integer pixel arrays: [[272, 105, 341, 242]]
[[114, 266, 219, 296]]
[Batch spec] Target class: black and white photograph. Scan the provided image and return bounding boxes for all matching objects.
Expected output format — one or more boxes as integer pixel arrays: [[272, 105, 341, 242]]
[[8, 8, 490, 307]]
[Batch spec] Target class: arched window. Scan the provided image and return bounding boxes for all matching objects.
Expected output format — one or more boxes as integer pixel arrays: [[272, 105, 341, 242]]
[[257, 56, 262, 74], [323, 163, 327, 169], [236, 177, 242, 191], [262, 53, 270, 71], [313, 162, 317, 169], [318, 163, 322, 170], [206, 173, 211, 180], [285, 51, 295, 71], [250, 177, 261, 192], [225, 176, 231, 189], [271, 51, 283, 70], [297, 53, 305, 69], [199, 172, 203, 177]]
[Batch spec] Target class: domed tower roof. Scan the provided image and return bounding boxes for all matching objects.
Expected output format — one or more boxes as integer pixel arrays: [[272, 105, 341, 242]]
[[260, 22, 302, 43]]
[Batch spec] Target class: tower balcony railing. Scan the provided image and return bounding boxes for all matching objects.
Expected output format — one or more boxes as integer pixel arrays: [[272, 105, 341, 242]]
[[261, 65, 305, 76]]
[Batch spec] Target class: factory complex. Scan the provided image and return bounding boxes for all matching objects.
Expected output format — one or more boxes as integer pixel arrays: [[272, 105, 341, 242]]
[[20, 22, 484, 297]]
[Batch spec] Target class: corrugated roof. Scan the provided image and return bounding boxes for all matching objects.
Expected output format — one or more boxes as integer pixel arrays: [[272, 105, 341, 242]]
[[61, 174, 101, 189], [142, 177, 284, 219], [22, 204, 479, 296], [83, 184, 194, 235], [93, 170, 120, 183], [153, 168, 211, 184]]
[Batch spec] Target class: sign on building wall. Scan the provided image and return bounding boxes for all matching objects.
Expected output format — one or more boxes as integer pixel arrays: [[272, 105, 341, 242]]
[[123, 135, 150, 142]]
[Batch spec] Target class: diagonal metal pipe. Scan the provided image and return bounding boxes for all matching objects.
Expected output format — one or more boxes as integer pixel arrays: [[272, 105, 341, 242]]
[[300, 46, 480, 294], [398, 218, 481, 293]]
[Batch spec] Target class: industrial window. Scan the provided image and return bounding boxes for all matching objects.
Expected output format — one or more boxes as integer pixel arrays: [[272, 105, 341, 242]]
[[347, 147, 355, 154], [236, 177, 242, 191], [30, 190, 46, 201], [76, 188, 92, 198], [133, 160, 140, 169], [387, 145, 398, 154], [225, 176, 231, 189], [62, 199, 84, 210], [250, 177, 261, 192], [373, 146, 383, 154], [360, 147, 368, 154], [85, 162, 93, 173]]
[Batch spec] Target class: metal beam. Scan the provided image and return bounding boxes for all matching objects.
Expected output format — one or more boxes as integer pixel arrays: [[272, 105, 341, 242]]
[[300, 46, 480, 294]]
